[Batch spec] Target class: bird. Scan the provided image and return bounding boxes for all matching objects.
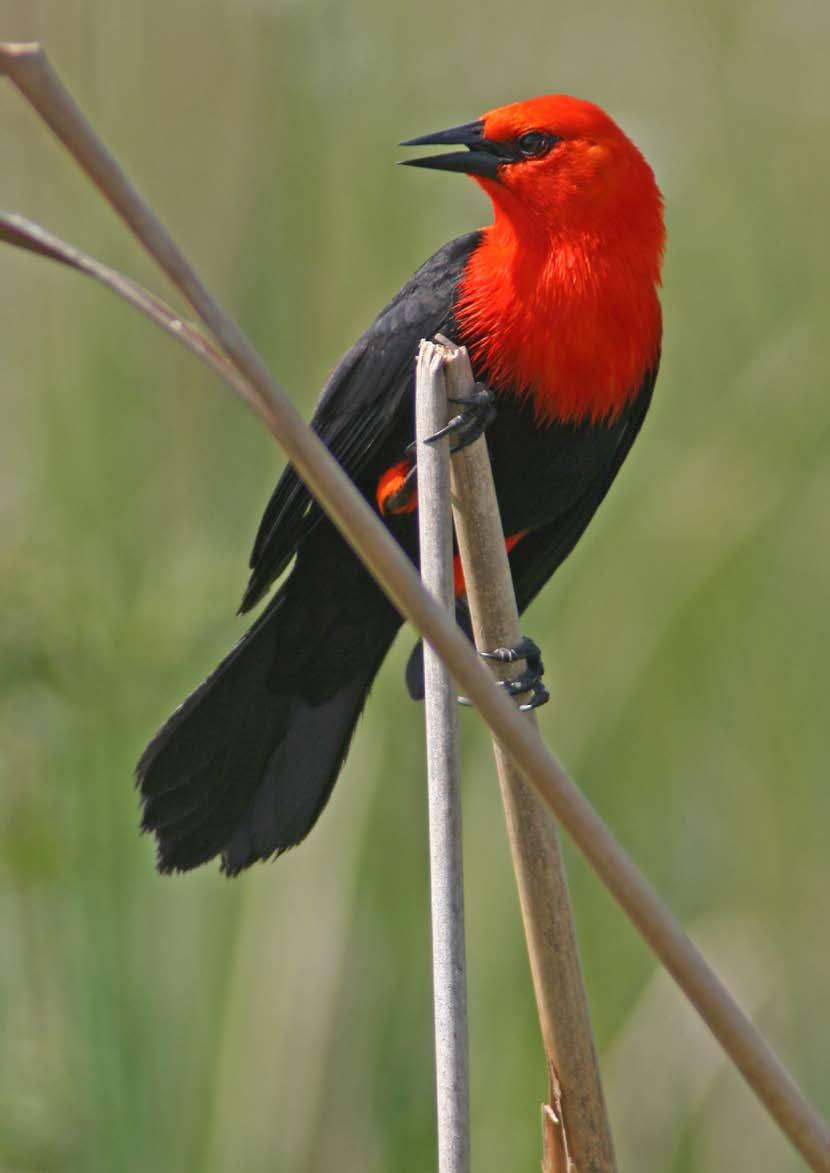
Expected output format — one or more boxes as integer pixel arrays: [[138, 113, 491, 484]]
[[137, 94, 665, 875]]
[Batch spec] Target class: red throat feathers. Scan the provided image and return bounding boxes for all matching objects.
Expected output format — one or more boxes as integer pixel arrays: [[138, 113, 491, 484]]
[[456, 95, 664, 424]]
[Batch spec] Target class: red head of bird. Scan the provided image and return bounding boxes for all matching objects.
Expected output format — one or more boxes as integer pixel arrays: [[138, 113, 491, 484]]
[[403, 94, 665, 424]]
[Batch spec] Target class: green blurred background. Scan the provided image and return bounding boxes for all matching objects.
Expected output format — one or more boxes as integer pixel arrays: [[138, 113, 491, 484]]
[[1, 1, 828, 1170]]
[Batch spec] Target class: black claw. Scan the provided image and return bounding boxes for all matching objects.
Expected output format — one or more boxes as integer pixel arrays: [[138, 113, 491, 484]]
[[423, 383, 496, 452], [480, 636, 542, 668], [497, 669, 541, 696], [480, 635, 549, 711], [518, 682, 550, 712]]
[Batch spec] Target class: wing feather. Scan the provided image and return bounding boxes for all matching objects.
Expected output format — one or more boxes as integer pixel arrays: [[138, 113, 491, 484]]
[[240, 232, 481, 612]]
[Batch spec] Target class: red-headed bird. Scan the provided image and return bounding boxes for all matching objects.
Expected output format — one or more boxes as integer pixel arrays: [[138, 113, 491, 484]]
[[137, 95, 665, 874]]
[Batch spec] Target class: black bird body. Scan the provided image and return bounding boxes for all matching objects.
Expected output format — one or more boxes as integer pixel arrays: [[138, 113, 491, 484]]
[[138, 231, 656, 874]]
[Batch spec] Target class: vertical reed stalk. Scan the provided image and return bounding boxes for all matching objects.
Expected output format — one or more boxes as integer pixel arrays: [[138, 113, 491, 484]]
[[416, 340, 471, 1173], [441, 339, 616, 1172]]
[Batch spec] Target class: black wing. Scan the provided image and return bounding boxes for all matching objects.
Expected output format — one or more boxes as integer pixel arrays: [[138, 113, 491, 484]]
[[240, 231, 481, 612]]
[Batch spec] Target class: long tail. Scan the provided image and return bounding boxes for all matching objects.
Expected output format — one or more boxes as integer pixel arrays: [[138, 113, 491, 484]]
[[136, 565, 400, 875]]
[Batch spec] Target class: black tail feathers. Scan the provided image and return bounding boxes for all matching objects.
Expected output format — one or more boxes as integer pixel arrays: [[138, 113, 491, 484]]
[[136, 586, 397, 875]]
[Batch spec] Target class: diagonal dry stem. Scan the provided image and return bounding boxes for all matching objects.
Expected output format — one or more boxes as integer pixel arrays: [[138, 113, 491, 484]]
[[0, 212, 238, 384]]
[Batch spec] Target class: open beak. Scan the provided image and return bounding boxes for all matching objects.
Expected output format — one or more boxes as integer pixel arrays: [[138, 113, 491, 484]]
[[399, 118, 503, 179]]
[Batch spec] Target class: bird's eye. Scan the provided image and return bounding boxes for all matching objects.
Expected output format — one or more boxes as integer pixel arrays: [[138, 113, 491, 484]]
[[517, 131, 555, 158]]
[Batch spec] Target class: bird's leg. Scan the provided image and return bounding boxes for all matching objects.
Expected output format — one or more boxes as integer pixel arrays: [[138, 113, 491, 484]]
[[401, 384, 494, 488], [422, 383, 496, 452], [459, 635, 550, 712], [379, 379, 494, 514], [381, 462, 418, 515]]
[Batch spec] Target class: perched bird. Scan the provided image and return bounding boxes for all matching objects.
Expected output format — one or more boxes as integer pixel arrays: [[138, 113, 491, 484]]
[[137, 94, 665, 875]]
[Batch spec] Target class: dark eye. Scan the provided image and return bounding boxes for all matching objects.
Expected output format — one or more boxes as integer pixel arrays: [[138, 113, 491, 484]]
[[517, 130, 555, 158]]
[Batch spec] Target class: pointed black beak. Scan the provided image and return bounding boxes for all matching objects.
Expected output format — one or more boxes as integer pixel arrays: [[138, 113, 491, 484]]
[[399, 118, 502, 179]]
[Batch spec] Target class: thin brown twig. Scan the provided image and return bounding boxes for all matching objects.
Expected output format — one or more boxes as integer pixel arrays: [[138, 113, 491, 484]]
[[2, 42, 829, 1172], [0, 212, 238, 383]]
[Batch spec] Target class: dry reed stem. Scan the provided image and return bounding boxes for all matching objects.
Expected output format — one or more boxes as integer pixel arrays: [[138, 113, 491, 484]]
[[441, 340, 615, 1173], [416, 341, 470, 1173]]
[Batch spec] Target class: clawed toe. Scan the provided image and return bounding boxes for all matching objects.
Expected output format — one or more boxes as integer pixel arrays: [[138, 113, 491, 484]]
[[483, 635, 548, 711], [480, 635, 542, 668], [458, 634, 549, 711], [423, 384, 496, 452], [502, 676, 550, 712]]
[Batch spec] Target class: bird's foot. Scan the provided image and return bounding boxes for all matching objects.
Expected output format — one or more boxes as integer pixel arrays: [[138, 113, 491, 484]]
[[380, 380, 495, 515], [484, 635, 550, 711], [458, 635, 550, 712], [422, 383, 496, 452]]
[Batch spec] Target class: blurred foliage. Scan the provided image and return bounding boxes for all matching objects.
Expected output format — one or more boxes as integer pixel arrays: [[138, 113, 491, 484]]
[[1, 0, 829, 1170]]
